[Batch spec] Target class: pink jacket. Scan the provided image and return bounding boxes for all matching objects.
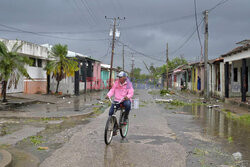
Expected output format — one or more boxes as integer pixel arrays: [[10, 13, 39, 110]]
[[107, 79, 134, 102]]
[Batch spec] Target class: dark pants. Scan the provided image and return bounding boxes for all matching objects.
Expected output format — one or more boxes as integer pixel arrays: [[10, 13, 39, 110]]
[[109, 100, 131, 119]]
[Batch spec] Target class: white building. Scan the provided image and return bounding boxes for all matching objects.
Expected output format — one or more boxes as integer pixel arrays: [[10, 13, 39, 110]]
[[221, 40, 250, 101], [0, 38, 49, 94]]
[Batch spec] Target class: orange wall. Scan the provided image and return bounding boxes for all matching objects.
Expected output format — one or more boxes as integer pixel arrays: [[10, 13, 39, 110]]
[[24, 80, 47, 94]]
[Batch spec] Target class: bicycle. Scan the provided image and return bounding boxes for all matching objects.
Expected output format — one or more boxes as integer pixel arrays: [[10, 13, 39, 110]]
[[104, 98, 129, 145]]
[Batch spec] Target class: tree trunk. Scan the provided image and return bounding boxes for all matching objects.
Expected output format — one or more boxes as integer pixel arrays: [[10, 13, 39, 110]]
[[56, 80, 60, 94], [2, 81, 7, 102]]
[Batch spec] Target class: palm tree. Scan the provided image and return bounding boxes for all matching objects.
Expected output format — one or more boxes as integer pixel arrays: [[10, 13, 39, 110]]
[[0, 41, 32, 102], [45, 44, 79, 94]]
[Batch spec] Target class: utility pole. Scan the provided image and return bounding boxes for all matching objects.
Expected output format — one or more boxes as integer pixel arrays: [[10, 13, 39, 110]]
[[203, 10, 209, 99], [122, 44, 125, 71], [109, 18, 116, 89], [105, 16, 125, 88], [131, 53, 135, 82], [166, 43, 169, 90]]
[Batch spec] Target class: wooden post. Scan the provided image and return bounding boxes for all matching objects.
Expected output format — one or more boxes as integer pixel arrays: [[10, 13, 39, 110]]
[[166, 43, 169, 90], [47, 73, 50, 94], [74, 63, 80, 96], [242, 59, 246, 102], [203, 10, 209, 98], [225, 62, 229, 98]]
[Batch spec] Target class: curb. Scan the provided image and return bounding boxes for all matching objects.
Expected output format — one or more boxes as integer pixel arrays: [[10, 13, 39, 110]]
[[0, 150, 12, 167], [0, 105, 108, 120], [0, 111, 95, 120], [225, 98, 250, 111]]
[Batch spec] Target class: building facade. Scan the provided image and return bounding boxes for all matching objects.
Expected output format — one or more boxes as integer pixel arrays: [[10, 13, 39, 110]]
[[0, 38, 49, 95]]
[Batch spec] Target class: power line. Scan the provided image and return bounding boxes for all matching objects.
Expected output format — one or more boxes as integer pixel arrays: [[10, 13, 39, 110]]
[[194, 0, 203, 61], [79, 0, 99, 24], [71, 0, 92, 26], [208, 0, 231, 12], [170, 18, 204, 57], [2, 13, 203, 35], [100, 41, 112, 61], [120, 13, 202, 30], [0, 23, 109, 41], [0, 28, 109, 35], [118, 40, 164, 62]]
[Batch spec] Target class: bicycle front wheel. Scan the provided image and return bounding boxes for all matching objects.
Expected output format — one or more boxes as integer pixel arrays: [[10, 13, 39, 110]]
[[104, 116, 115, 145], [120, 112, 129, 138]]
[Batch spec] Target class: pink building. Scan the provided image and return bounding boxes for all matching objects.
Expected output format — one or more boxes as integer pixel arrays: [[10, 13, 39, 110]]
[[86, 60, 101, 90]]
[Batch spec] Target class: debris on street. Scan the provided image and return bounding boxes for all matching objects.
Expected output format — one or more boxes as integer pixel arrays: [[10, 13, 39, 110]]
[[155, 99, 173, 103]]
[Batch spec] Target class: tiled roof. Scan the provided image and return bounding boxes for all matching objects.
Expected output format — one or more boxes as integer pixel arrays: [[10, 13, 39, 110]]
[[221, 44, 250, 57]]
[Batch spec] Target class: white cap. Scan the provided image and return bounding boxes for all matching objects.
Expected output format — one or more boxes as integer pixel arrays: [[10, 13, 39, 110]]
[[117, 71, 127, 77]]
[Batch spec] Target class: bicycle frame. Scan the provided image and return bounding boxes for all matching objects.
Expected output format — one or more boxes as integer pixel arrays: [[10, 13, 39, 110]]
[[104, 97, 129, 145], [109, 97, 125, 128]]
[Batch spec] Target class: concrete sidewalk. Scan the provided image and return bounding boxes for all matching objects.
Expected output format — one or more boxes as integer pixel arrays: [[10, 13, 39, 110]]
[[0, 91, 108, 119], [225, 97, 250, 111]]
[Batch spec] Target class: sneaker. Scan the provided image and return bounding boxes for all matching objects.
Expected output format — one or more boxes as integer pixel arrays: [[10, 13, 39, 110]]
[[113, 130, 117, 136], [123, 118, 128, 125]]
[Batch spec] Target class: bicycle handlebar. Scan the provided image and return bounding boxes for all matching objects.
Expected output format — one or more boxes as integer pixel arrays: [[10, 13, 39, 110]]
[[108, 97, 124, 104]]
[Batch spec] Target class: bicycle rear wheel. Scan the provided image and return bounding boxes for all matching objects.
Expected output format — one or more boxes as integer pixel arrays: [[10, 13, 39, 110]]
[[119, 112, 129, 138], [104, 116, 115, 145]]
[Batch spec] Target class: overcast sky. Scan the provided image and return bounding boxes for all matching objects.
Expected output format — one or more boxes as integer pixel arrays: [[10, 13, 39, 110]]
[[0, 0, 249, 73]]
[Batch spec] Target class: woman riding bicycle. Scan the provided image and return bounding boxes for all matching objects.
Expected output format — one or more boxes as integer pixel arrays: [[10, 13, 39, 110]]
[[106, 71, 134, 124]]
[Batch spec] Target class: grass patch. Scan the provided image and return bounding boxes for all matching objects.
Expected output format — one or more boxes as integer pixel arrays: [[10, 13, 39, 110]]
[[148, 90, 159, 95], [238, 114, 250, 125], [221, 108, 231, 112], [92, 106, 104, 115], [193, 148, 208, 156], [0, 125, 11, 136], [224, 111, 250, 126], [170, 100, 186, 106], [164, 105, 176, 110], [227, 136, 233, 143], [29, 135, 44, 146], [160, 89, 175, 96], [0, 144, 11, 149]]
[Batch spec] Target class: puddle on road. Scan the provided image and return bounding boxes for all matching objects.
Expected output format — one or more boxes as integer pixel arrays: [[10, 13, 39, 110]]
[[15, 90, 108, 114], [128, 135, 175, 145], [181, 105, 250, 163], [0, 102, 109, 167]]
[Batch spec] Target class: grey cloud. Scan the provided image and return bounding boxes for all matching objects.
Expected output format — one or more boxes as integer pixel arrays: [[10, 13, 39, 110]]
[[0, 0, 249, 73]]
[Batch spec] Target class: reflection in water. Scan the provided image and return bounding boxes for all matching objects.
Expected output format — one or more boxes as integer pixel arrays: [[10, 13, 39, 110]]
[[219, 112, 224, 138], [74, 98, 80, 111], [104, 146, 115, 167], [104, 144, 129, 167], [184, 105, 250, 162], [84, 95, 86, 102]]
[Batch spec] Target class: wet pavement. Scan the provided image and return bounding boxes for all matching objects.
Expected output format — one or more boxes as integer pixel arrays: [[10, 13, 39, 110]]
[[184, 105, 250, 164], [0, 91, 108, 118], [0, 89, 249, 166], [0, 90, 109, 166], [40, 90, 186, 167]]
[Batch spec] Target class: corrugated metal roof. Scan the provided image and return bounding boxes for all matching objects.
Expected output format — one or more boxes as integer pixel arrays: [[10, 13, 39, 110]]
[[101, 64, 111, 68], [221, 44, 250, 57]]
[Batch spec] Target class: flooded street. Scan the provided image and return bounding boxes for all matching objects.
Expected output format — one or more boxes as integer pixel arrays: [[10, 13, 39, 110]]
[[183, 105, 250, 162], [39, 89, 249, 167], [0, 89, 249, 166]]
